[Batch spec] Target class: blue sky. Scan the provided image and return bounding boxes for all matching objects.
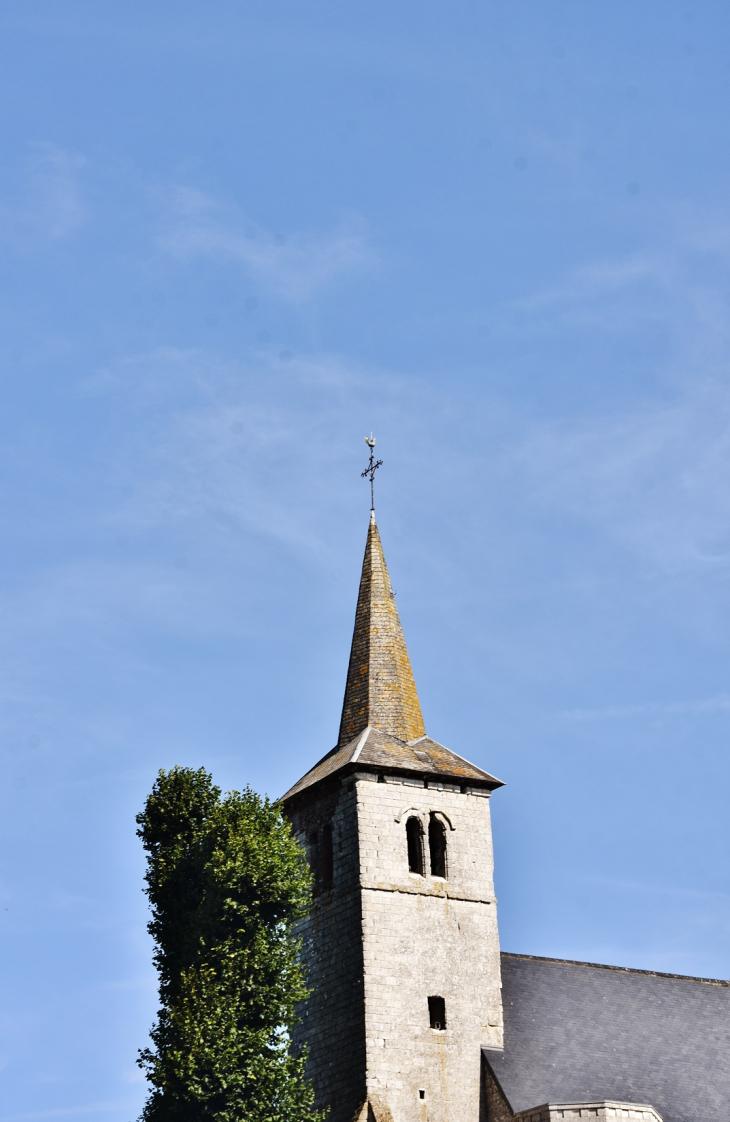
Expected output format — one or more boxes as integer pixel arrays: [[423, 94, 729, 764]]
[[2, 2, 730, 1118]]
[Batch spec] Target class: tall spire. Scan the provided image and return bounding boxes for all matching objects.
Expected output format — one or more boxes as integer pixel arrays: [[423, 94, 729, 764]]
[[337, 512, 426, 747]]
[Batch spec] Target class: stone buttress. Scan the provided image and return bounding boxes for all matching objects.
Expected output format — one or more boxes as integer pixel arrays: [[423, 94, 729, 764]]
[[281, 511, 504, 1122]]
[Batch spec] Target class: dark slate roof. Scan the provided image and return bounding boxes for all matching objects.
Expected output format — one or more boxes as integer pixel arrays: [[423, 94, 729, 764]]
[[485, 953, 730, 1122], [279, 727, 502, 803]]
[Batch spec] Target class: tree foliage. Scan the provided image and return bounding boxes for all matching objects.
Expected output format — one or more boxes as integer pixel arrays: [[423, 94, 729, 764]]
[[136, 766, 323, 1122]]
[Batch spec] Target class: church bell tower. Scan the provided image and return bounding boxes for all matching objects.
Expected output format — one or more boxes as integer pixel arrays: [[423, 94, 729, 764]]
[[281, 509, 504, 1122]]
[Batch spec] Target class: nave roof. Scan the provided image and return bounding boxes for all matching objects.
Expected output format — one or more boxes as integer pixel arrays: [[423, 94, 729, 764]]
[[486, 952, 730, 1122]]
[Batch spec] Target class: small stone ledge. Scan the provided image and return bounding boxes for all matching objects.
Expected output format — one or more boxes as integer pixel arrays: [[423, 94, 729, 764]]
[[513, 1103, 663, 1122], [345, 769, 494, 795], [383, 774, 424, 787]]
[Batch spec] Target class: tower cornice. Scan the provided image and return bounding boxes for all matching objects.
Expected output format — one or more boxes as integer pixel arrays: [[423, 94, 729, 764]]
[[280, 725, 502, 806]]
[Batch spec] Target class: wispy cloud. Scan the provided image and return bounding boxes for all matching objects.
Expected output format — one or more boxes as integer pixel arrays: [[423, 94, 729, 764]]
[[512, 251, 675, 313], [83, 318, 730, 590], [567, 873, 730, 904], [496, 202, 730, 345], [158, 187, 376, 302], [506, 382, 730, 573], [491, 245, 683, 338], [562, 695, 730, 722], [0, 145, 87, 248], [467, 208, 730, 575], [87, 344, 399, 557]]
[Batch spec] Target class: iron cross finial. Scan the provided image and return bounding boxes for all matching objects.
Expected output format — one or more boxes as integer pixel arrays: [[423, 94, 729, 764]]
[[361, 433, 383, 511]]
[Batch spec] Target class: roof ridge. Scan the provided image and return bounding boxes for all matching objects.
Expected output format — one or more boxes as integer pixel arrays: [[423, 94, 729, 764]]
[[416, 734, 500, 780], [349, 725, 371, 763], [501, 951, 730, 987]]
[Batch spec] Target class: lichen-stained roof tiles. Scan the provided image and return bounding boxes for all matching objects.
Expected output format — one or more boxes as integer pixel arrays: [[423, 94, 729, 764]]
[[280, 726, 502, 803], [337, 511, 425, 747], [281, 511, 502, 804]]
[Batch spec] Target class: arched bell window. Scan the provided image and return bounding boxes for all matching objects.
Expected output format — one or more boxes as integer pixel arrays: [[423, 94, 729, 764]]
[[406, 816, 425, 876], [428, 814, 447, 878]]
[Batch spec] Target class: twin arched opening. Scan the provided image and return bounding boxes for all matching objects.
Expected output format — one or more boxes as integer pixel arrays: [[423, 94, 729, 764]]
[[406, 813, 448, 878]]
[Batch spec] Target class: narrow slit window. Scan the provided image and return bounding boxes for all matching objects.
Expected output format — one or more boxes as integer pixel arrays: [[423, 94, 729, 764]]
[[321, 823, 334, 891], [309, 831, 320, 893], [428, 814, 447, 878], [406, 816, 424, 875], [310, 826, 334, 893], [428, 995, 446, 1031]]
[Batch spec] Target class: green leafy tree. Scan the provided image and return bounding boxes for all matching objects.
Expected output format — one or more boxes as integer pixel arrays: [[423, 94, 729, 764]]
[[136, 765, 324, 1122]]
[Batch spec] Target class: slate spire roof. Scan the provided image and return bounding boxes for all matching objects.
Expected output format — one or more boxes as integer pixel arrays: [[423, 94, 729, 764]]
[[281, 511, 502, 804], [337, 509, 425, 747]]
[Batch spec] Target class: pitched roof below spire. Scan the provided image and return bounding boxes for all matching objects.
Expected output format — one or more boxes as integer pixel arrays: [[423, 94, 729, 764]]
[[280, 726, 502, 804], [281, 511, 502, 804]]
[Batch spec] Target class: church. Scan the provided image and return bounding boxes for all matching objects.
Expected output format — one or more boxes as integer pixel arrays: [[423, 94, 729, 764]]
[[280, 507, 730, 1122]]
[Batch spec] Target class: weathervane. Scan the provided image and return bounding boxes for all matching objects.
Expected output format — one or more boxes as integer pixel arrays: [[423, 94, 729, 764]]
[[361, 434, 383, 511]]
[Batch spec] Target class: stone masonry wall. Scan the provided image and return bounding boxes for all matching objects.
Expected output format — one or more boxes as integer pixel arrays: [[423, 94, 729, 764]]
[[483, 1058, 515, 1122], [287, 768, 503, 1122], [288, 780, 367, 1122], [357, 772, 503, 1122]]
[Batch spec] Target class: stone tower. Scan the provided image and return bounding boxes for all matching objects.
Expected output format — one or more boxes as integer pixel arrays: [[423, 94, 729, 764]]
[[281, 511, 504, 1122]]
